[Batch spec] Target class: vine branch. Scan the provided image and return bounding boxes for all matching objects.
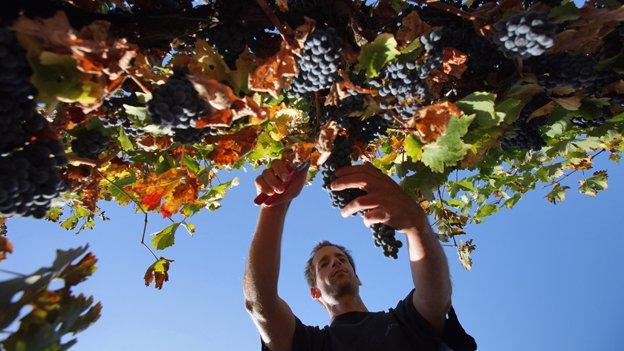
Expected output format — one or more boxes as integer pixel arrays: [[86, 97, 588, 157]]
[[0, 268, 27, 277], [424, 0, 477, 22], [543, 149, 606, 189], [95, 170, 158, 261]]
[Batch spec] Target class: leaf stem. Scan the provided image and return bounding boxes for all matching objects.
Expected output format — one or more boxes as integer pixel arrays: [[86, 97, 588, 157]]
[[0, 268, 27, 277], [95, 170, 159, 261]]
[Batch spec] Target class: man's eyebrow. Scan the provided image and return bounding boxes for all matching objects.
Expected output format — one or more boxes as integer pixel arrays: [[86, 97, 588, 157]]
[[318, 253, 347, 265]]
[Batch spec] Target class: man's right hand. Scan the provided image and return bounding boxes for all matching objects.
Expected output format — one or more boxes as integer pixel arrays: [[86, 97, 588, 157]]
[[254, 159, 309, 207]]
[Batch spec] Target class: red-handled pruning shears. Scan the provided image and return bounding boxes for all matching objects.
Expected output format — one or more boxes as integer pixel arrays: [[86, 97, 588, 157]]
[[253, 161, 310, 206]]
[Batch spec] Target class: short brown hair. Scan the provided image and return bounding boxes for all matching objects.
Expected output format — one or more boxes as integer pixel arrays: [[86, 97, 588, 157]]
[[304, 241, 356, 288]]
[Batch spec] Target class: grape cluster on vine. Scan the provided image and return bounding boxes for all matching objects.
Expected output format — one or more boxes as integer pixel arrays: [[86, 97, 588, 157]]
[[288, 27, 343, 98], [148, 68, 212, 129], [320, 135, 402, 259], [0, 26, 67, 219]]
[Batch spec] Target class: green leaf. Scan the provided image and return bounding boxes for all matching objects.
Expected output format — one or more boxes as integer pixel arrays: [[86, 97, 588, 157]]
[[404, 135, 423, 162], [456, 92, 499, 127], [548, 2, 580, 22], [117, 128, 134, 151], [421, 114, 475, 173], [475, 204, 499, 218], [30, 52, 93, 105], [200, 177, 240, 210], [579, 170, 608, 197], [123, 105, 149, 123], [183, 155, 201, 174], [151, 223, 180, 250], [355, 33, 400, 78], [495, 98, 523, 125], [546, 183, 570, 204]]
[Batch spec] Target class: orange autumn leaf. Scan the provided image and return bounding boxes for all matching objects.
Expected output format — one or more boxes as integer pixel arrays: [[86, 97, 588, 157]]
[[160, 176, 200, 218], [249, 44, 298, 98], [0, 233, 13, 262], [141, 189, 165, 211], [442, 48, 468, 79], [196, 109, 233, 128], [209, 127, 261, 165], [407, 102, 462, 143]]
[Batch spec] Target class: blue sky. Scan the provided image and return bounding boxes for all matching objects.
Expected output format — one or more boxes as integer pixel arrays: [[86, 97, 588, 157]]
[[1, 151, 622, 350]]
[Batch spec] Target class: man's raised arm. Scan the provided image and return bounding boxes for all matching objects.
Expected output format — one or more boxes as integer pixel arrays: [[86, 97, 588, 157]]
[[330, 163, 452, 336], [243, 159, 309, 351]]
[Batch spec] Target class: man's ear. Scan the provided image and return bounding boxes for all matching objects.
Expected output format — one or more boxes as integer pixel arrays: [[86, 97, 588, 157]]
[[310, 287, 321, 299]]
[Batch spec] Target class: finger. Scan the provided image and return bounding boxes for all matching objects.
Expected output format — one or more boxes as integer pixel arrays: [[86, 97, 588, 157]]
[[271, 160, 291, 183], [341, 194, 380, 218], [255, 177, 275, 196], [263, 169, 285, 193], [330, 173, 374, 192], [362, 208, 389, 227]]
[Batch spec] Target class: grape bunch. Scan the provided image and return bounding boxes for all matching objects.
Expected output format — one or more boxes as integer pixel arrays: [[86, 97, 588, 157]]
[[493, 12, 557, 59], [101, 97, 146, 138], [172, 127, 217, 144], [530, 54, 602, 91], [370, 60, 430, 121], [0, 26, 67, 219], [148, 68, 211, 129], [0, 141, 67, 219], [71, 129, 109, 160], [501, 94, 550, 151], [287, 27, 342, 98], [321, 95, 389, 143], [320, 135, 402, 259]]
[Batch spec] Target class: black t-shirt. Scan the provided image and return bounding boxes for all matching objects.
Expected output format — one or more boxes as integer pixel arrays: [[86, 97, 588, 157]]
[[260, 289, 477, 351]]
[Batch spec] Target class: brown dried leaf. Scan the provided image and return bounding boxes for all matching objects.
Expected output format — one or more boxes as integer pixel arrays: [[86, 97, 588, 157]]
[[551, 95, 582, 111], [315, 121, 340, 166], [290, 143, 316, 164], [527, 101, 555, 122], [131, 53, 167, 84], [0, 233, 13, 262], [189, 72, 239, 110], [248, 45, 298, 98], [550, 7, 624, 54], [325, 77, 373, 106], [442, 48, 468, 79], [406, 102, 463, 143], [12, 11, 74, 51], [396, 11, 430, 46]]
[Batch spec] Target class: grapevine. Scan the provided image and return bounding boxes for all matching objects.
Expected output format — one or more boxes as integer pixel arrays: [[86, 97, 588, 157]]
[[0, 1, 622, 345]]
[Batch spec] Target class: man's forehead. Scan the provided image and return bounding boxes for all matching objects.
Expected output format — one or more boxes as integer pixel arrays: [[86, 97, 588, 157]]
[[314, 246, 346, 264]]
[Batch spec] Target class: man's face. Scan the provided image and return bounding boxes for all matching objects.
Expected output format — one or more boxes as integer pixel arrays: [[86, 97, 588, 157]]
[[311, 246, 360, 301]]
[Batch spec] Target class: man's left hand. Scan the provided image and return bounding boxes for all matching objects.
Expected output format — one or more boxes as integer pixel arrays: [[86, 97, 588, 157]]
[[330, 162, 428, 234]]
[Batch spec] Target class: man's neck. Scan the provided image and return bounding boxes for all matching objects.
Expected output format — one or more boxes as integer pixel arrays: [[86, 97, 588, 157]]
[[326, 294, 368, 321]]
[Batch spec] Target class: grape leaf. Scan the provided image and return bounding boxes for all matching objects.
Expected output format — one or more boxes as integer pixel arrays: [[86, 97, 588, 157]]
[[0, 234, 13, 262], [495, 98, 523, 125], [579, 170, 608, 197], [457, 240, 476, 270], [404, 134, 423, 162], [456, 92, 498, 127], [151, 223, 180, 250], [144, 257, 173, 290], [421, 114, 475, 173], [356, 33, 400, 78]]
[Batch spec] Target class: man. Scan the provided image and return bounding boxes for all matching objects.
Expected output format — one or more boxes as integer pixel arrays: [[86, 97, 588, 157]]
[[243, 159, 476, 351]]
